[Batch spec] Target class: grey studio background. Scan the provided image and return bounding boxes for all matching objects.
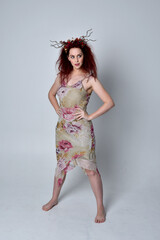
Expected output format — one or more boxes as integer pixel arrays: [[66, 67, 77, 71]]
[[0, 0, 160, 239]]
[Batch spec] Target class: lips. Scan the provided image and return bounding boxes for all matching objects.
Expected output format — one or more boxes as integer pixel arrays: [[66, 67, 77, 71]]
[[75, 63, 80, 66]]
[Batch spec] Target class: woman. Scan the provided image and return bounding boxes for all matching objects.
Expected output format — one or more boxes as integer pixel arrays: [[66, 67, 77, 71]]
[[42, 30, 115, 223]]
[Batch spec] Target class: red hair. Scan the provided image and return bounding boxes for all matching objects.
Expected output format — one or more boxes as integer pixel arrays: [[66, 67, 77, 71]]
[[55, 41, 97, 84]]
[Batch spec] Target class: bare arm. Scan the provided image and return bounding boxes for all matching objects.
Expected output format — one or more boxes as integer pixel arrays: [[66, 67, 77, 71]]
[[48, 73, 62, 116], [88, 77, 115, 120]]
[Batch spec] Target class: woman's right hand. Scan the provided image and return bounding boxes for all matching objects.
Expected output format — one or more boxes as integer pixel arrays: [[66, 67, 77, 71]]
[[56, 108, 62, 116]]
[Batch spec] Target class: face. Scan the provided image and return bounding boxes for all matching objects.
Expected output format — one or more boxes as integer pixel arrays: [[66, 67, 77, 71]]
[[67, 48, 84, 70]]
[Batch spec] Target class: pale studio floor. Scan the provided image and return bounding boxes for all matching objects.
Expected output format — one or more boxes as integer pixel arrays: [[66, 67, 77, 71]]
[[0, 153, 160, 240]]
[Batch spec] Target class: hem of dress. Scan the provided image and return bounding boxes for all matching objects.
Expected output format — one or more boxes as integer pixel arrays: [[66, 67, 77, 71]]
[[54, 158, 100, 186]]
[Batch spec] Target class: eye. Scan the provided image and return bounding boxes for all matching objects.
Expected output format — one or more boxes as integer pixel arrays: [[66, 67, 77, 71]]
[[78, 54, 82, 58], [71, 56, 75, 59]]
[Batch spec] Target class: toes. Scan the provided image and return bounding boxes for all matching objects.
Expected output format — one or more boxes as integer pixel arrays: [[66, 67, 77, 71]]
[[95, 216, 106, 223], [95, 218, 100, 223], [42, 205, 48, 211]]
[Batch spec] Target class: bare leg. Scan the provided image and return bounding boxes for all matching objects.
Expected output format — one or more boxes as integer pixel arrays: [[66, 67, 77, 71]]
[[42, 173, 66, 211], [85, 168, 106, 223]]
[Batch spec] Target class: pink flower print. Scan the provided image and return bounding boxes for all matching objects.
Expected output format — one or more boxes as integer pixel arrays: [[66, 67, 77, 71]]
[[64, 160, 75, 174], [57, 87, 69, 99], [63, 122, 82, 134], [74, 104, 79, 109], [57, 157, 66, 171], [64, 165, 74, 173], [58, 178, 63, 186], [61, 107, 76, 121], [73, 80, 82, 89], [56, 148, 60, 155], [58, 140, 73, 152], [72, 153, 84, 160], [91, 124, 95, 148]]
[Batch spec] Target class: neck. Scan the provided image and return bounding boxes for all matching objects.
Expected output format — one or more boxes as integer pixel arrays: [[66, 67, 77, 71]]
[[71, 68, 87, 76]]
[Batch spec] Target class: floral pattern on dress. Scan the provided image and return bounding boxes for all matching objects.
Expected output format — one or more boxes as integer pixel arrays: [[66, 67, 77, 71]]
[[63, 121, 82, 135], [54, 74, 97, 186]]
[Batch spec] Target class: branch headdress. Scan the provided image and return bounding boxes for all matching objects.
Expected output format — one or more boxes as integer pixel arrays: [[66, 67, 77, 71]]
[[50, 28, 96, 53]]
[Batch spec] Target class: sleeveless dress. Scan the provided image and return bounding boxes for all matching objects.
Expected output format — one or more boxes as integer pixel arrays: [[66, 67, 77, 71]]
[[54, 73, 100, 186]]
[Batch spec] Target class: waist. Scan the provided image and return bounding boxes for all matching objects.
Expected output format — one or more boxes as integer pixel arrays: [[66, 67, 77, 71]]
[[59, 106, 86, 121]]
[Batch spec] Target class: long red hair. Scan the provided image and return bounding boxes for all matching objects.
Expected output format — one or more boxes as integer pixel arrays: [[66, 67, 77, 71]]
[[55, 41, 97, 84]]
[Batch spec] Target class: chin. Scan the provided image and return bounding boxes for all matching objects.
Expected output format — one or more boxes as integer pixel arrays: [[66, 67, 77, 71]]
[[77, 64, 82, 68], [74, 66, 81, 69]]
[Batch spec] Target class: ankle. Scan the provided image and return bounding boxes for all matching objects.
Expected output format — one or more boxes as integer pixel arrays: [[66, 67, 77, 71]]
[[51, 196, 58, 201], [97, 203, 104, 210]]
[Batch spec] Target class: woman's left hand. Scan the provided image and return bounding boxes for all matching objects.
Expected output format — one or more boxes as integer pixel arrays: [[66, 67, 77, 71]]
[[73, 107, 90, 121]]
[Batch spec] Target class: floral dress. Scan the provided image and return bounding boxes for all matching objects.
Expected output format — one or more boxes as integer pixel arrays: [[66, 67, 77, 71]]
[[54, 73, 100, 186]]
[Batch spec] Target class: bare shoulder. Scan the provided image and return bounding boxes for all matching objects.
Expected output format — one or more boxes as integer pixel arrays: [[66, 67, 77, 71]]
[[48, 72, 61, 96], [55, 72, 61, 84], [89, 76, 115, 104], [86, 75, 100, 90]]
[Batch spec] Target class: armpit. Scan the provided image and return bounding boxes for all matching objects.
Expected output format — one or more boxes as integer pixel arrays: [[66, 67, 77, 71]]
[[82, 76, 94, 94]]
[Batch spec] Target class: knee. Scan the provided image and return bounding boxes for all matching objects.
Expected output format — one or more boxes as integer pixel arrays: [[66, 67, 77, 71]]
[[85, 169, 97, 176]]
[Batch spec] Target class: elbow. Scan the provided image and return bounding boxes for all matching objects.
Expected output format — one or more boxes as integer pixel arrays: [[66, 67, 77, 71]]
[[110, 98, 115, 107], [108, 100, 115, 108], [48, 91, 56, 100], [48, 91, 51, 99], [105, 97, 115, 108], [48, 91, 53, 100]]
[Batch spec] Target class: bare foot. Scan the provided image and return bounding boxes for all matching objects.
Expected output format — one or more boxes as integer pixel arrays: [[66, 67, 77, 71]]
[[95, 205, 106, 223], [42, 198, 58, 211]]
